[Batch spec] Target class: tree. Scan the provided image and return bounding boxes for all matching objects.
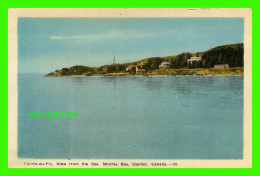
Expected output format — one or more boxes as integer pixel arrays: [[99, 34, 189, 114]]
[[202, 43, 243, 68], [170, 59, 180, 69]]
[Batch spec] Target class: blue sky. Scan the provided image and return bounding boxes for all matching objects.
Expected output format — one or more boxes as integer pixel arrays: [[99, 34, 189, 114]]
[[18, 18, 244, 73]]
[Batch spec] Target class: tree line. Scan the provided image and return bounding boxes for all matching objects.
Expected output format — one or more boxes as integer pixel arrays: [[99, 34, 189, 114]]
[[52, 43, 244, 75]]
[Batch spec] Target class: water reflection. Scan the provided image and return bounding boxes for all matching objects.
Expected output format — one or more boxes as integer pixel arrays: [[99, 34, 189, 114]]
[[19, 74, 244, 159], [57, 75, 243, 98]]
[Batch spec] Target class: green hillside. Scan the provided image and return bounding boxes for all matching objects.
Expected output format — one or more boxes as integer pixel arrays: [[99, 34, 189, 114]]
[[46, 43, 244, 76], [202, 43, 243, 68]]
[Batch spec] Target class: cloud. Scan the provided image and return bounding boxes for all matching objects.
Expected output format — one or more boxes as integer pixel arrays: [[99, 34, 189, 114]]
[[50, 30, 153, 41], [50, 36, 69, 40], [49, 27, 197, 42]]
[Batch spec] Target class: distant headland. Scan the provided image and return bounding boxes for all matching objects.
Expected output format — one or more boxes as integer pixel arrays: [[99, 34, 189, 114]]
[[46, 43, 244, 77]]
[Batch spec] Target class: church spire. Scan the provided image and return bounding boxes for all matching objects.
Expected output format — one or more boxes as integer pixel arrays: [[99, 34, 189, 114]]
[[113, 53, 116, 65]]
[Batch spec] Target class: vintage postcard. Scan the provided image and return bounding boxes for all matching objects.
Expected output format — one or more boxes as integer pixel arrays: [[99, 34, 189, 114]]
[[8, 8, 252, 168]]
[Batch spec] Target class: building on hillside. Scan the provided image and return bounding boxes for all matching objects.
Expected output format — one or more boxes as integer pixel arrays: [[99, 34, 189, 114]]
[[126, 66, 132, 71], [187, 56, 202, 64], [214, 64, 229, 69], [136, 66, 145, 72], [159, 62, 171, 68]]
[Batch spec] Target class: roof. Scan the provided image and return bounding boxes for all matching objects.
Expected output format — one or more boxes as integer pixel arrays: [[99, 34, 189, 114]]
[[160, 62, 171, 64], [214, 64, 229, 66]]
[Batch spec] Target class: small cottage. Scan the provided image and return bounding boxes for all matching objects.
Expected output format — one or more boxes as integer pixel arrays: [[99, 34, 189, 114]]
[[126, 66, 132, 71], [214, 64, 229, 69], [136, 66, 145, 72], [187, 56, 201, 64], [159, 62, 171, 68]]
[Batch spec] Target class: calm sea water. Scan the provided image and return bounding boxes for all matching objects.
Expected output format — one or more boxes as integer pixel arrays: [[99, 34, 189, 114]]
[[18, 74, 244, 159]]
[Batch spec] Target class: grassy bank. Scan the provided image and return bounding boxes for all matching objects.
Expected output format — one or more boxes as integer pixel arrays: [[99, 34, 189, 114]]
[[46, 67, 243, 77], [145, 67, 243, 76], [105, 72, 130, 76]]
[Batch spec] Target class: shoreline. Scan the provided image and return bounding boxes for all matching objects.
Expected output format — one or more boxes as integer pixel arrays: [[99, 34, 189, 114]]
[[46, 67, 243, 77], [46, 74, 244, 77]]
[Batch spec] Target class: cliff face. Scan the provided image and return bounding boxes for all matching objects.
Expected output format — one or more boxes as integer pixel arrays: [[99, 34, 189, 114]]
[[46, 43, 244, 77]]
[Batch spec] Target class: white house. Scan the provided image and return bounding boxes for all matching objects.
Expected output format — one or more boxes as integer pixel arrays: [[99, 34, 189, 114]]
[[187, 56, 202, 64], [159, 62, 171, 68], [136, 66, 145, 72], [126, 66, 132, 71], [214, 64, 229, 69]]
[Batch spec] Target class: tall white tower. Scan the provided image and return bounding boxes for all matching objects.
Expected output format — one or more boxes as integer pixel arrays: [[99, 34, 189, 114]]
[[113, 54, 116, 65]]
